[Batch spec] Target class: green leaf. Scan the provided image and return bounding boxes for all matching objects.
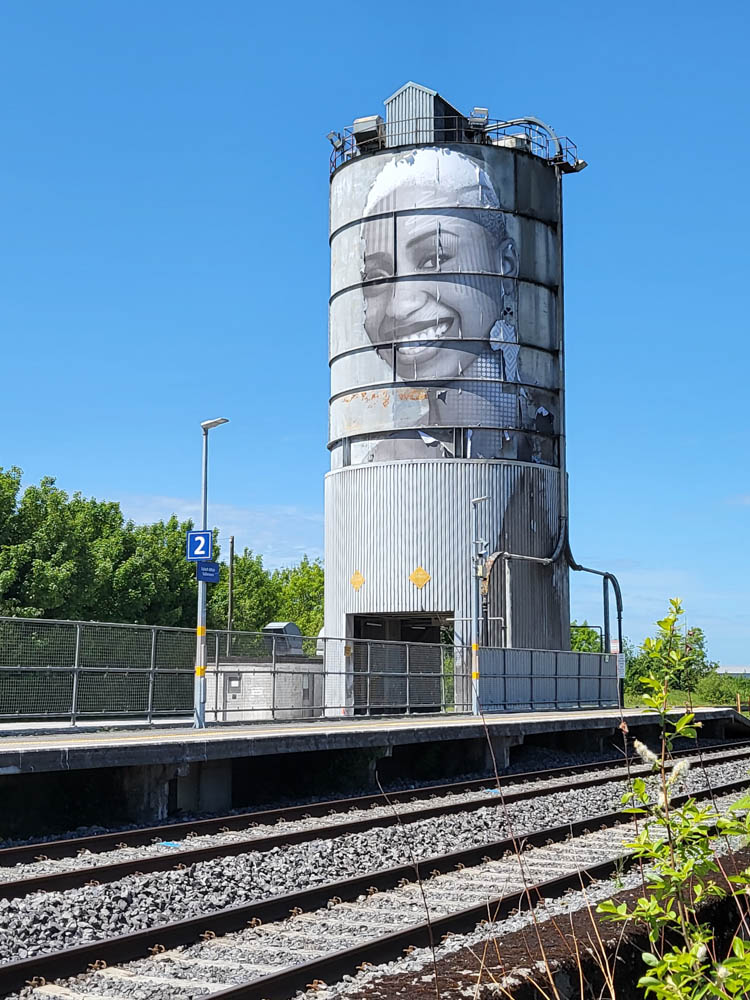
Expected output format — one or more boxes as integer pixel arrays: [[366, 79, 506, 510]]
[[641, 952, 659, 967], [637, 975, 661, 987], [673, 712, 695, 731]]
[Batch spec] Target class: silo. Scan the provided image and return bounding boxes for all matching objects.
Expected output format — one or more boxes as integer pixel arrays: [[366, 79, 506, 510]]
[[325, 83, 581, 713]]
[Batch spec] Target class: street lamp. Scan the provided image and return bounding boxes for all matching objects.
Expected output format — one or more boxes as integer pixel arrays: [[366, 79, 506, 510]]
[[194, 417, 229, 729]]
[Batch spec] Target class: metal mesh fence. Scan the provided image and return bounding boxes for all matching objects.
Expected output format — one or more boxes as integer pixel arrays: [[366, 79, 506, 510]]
[[477, 648, 619, 711], [0, 617, 617, 724]]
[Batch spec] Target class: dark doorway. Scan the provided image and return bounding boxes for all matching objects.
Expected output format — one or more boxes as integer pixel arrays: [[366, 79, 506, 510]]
[[351, 614, 448, 716]]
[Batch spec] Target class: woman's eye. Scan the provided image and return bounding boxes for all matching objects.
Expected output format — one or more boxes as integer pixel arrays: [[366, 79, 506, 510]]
[[416, 232, 457, 271], [364, 253, 392, 280], [418, 248, 451, 271]]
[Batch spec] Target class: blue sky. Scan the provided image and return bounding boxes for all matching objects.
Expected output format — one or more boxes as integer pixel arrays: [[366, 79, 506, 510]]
[[2, 1, 748, 663]]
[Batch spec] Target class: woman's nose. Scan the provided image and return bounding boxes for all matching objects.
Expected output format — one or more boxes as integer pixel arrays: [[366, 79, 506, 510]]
[[388, 283, 435, 320]]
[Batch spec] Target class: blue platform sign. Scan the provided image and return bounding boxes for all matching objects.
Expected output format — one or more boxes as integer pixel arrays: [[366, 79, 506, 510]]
[[196, 560, 220, 583], [186, 530, 213, 562]]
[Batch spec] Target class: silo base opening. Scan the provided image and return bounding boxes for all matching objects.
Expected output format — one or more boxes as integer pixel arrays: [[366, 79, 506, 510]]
[[351, 614, 449, 715]]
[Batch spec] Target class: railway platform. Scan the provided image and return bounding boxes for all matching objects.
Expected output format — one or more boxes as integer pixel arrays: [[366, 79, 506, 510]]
[[1, 707, 747, 827]]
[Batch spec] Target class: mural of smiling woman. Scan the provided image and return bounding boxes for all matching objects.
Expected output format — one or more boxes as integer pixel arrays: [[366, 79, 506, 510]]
[[328, 144, 559, 466], [324, 85, 575, 668], [361, 147, 518, 384]]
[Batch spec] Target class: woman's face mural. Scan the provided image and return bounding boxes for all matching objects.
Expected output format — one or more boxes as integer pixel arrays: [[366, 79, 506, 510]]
[[328, 146, 558, 466], [361, 148, 518, 381]]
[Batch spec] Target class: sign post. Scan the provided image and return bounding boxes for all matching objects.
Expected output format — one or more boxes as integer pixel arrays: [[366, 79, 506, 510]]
[[190, 417, 229, 729], [610, 639, 625, 707], [187, 529, 215, 726]]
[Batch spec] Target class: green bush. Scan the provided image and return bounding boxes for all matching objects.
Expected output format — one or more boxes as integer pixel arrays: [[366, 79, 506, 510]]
[[694, 672, 750, 707]]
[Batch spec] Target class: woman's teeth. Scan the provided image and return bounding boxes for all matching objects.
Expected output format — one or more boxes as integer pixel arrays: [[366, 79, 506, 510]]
[[397, 319, 451, 354]]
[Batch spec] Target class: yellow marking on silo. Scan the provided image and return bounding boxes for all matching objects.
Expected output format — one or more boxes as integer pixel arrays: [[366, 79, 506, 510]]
[[409, 566, 431, 589]]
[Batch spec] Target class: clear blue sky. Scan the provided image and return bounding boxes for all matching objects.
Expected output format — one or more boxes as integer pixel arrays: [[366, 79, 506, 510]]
[[2, 1, 748, 663]]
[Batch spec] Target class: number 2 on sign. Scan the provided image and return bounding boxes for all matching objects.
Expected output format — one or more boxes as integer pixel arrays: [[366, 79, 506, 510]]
[[187, 530, 213, 561]]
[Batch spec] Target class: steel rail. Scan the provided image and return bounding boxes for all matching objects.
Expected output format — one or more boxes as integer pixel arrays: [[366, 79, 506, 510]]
[[0, 774, 746, 997], [2, 742, 746, 901], [2, 736, 745, 871], [211, 855, 629, 1000]]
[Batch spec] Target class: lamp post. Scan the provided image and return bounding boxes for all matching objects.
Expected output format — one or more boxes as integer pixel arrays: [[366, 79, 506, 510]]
[[194, 417, 229, 729], [470, 496, 488, 716]]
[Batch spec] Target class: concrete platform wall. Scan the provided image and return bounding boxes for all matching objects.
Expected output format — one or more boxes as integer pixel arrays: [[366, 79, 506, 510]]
[[0, 708, 748, 832]]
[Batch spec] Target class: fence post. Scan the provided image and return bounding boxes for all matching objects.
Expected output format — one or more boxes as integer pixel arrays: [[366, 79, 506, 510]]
[[214, 650, 220, 724], [529, 652, 534, 712], [271, 635, 277, 720], [554, 651, 559, 710], [440, 645, 445, 713], [405, 643, 411, 714], [147, 628, 157, 724], [366, 641, 371, 716], [212, 634, 220, 724], [71, 624, 81, 726]]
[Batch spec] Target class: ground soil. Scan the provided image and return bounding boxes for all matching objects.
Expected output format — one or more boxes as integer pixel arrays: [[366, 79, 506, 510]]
[[343, 848, 750, 1000]]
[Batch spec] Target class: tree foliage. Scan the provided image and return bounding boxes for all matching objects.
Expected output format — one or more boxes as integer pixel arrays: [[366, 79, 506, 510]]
[[625, 615, 718, 693], [0, 468, 198, 625], [0, 468, 324, 635], [570, 619, 602, 653], [273, 556, 324, 638], [208, 549, 282, 632]]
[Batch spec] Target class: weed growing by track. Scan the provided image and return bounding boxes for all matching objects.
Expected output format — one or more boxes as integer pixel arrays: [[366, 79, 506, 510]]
[[598, 598, 750, 997]]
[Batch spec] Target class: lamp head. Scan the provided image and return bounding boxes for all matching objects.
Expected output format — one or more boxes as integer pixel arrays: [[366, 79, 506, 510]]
[[327, 130, 344, 151], [201, 417, 229, 431]]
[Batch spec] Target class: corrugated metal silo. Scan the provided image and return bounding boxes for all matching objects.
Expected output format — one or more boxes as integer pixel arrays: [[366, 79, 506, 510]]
[[325, 83, 579, 713]]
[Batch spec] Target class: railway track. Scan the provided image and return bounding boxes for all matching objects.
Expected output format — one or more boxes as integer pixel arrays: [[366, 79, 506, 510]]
[[1, 739, 747, 903], [3, 773, 747, 1000]]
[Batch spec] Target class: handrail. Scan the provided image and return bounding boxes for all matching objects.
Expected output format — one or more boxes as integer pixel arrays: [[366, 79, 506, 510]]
[[329, 114, 578, 172]]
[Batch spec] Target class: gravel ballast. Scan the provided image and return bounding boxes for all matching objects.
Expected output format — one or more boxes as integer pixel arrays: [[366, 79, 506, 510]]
[[0, 755, 747, 965]]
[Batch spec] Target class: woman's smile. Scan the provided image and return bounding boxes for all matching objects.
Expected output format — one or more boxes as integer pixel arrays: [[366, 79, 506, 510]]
[[394, 315, 455, 358]]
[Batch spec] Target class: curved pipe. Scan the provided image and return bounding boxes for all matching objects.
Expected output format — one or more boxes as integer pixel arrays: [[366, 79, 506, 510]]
[[481, 518, 567, 595], [565, 536, 625, 705], [481, 526, 623, 670]]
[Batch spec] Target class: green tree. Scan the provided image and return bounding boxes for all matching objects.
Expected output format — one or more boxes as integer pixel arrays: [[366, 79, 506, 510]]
[[570, 619, 601, 652], [208, 549, 281, 632], [625, 614, 718, 693], [274, 555, 324, 638], [0, 469, 126, 619], [0, 467, 201, 626], [111, 516, 202, 627], [0, 468, 326, 636]]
